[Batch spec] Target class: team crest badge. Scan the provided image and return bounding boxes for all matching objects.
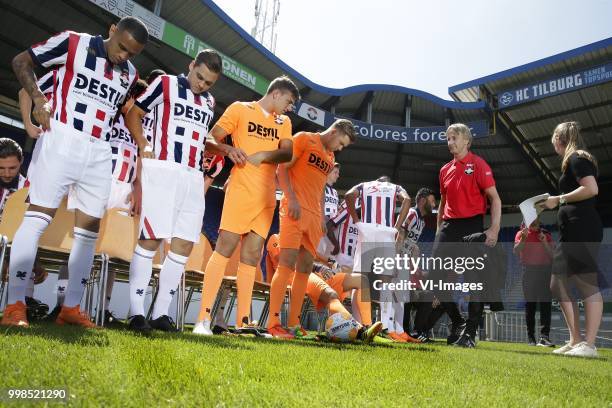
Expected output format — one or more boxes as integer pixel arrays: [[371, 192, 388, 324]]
[[465, 164, 474, 175], [274, 115, 284, 125], [119, 70, 130, 89]]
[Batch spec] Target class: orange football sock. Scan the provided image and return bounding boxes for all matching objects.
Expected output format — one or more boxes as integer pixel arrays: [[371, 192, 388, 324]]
[[236, 263, 256, 327], [267, 265, 293, 328], [288, 271, 309, 327], [197, 251, 229, 322]]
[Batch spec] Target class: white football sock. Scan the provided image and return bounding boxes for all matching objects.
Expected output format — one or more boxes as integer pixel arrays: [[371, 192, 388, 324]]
[[128, 245, 156, 317], [7, 211, 51, 305], [25, 274, 35, 298], [64, 227, 98, 307], [152, 251, 187, 320]]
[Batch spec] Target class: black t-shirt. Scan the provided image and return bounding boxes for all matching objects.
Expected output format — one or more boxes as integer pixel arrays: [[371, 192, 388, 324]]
[[558, 152, 597, 207]]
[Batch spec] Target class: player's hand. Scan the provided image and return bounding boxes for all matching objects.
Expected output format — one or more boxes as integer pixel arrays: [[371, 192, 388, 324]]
[[247, 151, 266, 167], [127, 183, 142, 216], [536, 196, 560, 211], [520, 227, 529, 240], [32, 99, 51, 131], [226, 146, 248, 166], [331, 243, 339, 256], [25, 122, 43, 139], [288, 198, 301, 220], [140, 145, 155, 159], [484, 227, 499, 247]]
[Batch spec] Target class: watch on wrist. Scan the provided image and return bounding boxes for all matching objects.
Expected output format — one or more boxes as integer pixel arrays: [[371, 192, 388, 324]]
[[559, 195, 566, 206], [144, 145, 153, 153]]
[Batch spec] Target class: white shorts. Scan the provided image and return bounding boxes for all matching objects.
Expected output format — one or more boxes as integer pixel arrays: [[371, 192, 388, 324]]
[[68, 178, 132, 212], [26, 134, 44, 182], [139, 159, 205, 243], [353, 222, 397, 276], [335, 253, 354, 269], [316, 236, 333, 261], [28, 124, 111, 218], [106, 179, 132, 211]]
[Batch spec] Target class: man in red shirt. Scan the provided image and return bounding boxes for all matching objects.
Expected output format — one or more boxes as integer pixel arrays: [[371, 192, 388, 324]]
[[434, 123, 502, 348], [514, 217, 554, 347]]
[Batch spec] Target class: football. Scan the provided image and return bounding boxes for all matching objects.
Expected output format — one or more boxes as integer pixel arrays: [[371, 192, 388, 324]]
[[325, 312, 360, 343]]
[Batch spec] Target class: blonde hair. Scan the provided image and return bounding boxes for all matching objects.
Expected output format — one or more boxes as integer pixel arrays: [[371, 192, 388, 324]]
[[446, 123, 472, 148], [551, 121, 598, 173]]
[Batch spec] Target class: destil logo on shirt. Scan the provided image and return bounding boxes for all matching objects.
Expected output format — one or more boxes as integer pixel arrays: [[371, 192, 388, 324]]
[[307, 152, 333, 175], [73, 73, 125, 110], [110, 125, 132, 144], [247, 122, 279, 141], [174, 103, 212, 126]]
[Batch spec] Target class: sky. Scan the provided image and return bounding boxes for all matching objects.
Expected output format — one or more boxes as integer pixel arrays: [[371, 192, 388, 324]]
[[213, 0, 612, 99]]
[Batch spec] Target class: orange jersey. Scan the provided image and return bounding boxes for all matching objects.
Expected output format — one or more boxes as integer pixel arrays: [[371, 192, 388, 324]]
[[215, 101, 292, 207], [281, 132, 334, 215]]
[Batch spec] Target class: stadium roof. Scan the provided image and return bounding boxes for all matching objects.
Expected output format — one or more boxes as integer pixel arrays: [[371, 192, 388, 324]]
[[450, 37, 612, 218], [0, 0, 610, 217]]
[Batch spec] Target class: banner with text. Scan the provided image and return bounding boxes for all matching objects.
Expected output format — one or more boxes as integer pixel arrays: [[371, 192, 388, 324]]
[[294, 101, 489, 144], [89, 0, 270, 95], [496, 61, 612, 108]]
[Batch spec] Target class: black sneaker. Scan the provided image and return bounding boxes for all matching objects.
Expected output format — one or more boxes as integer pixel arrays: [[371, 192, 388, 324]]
[[212, 324, 230, 335], [528, 336, 537, 346], [416, 332, 434, 343], [103, 310, 124, 327], [357, 321, 383, 343], [537, 335, 554, 347], [447, 322, 466, 344], [149, 315, 178, 332], [25, 297, 49, 321], [128, 314, 152, 334], [45, 304, 62, 322], [453, 333, 476, 348]]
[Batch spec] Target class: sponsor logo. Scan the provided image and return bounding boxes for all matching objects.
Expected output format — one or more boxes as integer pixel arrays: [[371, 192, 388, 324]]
[[247, 121, 279, 140], [307, 153, 333, 174], [174, 103, 212, 126], [74, 73, 124, 107], [499, 92, 513, 106], [306, 107, 318, 121]]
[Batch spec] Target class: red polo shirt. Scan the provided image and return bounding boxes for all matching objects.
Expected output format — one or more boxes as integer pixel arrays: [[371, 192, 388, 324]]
[[514, 228, 553, 266], [439, 151, 495, 220]]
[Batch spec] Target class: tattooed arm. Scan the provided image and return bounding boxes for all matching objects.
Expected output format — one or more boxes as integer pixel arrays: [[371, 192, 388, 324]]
[[12, 51, 50, 130]]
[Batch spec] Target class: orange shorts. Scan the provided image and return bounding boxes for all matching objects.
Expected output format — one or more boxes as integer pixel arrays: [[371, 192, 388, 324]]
[[219, 183, 275, 238], [279, 209, 323, 257], [306, 272, 347, 311]]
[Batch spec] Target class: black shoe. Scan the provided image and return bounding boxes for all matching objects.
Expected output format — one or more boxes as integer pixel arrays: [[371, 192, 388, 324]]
[[103, 310, 124, 327], [212, 324, 229, 335], [528, 336, 537, 346], [447, 322, 466, 344], [128, 315, 152, 334], [149, 315, 178, 332], [537, 335, 554, 347], [453, 333, 476, 348], [45, 305, 62, 322], [416, 332, 434, 343], [25, 297, 49, 321]]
